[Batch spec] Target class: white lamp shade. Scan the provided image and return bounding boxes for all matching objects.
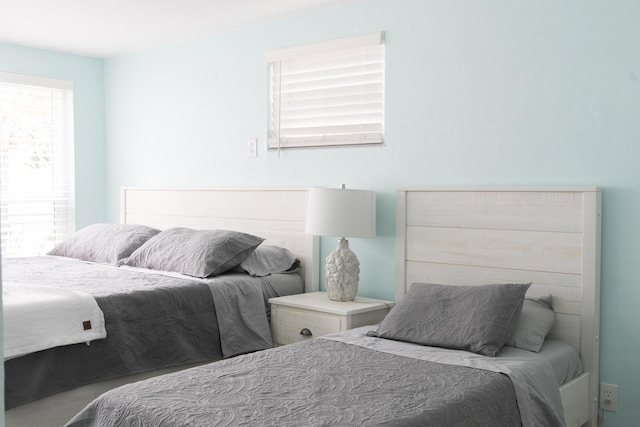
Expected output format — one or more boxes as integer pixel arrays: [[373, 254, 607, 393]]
[[305, 187, 376, 238]]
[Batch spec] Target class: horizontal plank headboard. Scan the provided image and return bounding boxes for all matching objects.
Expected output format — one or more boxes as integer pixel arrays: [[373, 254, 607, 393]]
[[120, 187, 319, 292], [395, 186, 601, 426]]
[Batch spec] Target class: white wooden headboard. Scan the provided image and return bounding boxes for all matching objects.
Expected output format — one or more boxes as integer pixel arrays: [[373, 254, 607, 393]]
[[120, 187, 319, 293], [395, 186, 601, 427]]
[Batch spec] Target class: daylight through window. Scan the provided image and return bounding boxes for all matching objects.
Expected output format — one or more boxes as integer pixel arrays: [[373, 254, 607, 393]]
[[0, 72, 75, 258], [267, 31, 385, 149]]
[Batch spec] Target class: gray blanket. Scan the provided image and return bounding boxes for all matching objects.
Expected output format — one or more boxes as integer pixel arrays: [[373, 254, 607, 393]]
[[206, 274, 273, 357], [66, 338, 525, 427], [3, 257, 291, 409], [327, 327, 566, 427]]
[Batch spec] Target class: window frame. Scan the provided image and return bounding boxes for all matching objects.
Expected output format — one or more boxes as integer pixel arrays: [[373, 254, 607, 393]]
[[266, 31, 386, 150], [0, 72, 75, 258]]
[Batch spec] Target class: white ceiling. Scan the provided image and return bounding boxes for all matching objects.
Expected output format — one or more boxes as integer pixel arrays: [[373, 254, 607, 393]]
[[0, 0, 365, 58]]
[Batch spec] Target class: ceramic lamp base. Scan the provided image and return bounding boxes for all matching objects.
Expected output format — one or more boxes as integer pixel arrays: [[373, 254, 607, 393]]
[[325, 238, 360, 301]]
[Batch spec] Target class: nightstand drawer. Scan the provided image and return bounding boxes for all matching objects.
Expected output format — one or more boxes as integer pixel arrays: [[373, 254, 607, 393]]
[[273, 306, 343, 345], [269, 292, 394, 347]]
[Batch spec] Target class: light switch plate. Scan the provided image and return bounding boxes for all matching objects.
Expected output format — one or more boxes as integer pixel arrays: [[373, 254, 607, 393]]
[[248, 138, 257, 157]]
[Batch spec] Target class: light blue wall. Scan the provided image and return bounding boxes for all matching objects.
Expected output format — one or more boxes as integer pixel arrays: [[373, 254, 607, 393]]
[[0, 43, 107, 228], [0, 0, 638, 425], [104, 1, 640, 424]]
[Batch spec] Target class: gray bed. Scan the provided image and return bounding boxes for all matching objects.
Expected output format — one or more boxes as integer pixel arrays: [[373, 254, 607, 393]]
[[3, 255, 303, 409], [65, 325, 582, 427], [4, 187, 321, 427]]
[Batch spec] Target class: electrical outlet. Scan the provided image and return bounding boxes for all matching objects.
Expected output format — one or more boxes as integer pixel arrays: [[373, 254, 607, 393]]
[[600, 383, 618, 412]]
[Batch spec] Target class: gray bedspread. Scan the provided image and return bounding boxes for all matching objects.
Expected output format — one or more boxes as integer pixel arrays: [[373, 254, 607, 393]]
[[66, 338, 527, 427], [327, 327, 566, 427], [206, 274, 273, 357], [3, 256, 300, 409]]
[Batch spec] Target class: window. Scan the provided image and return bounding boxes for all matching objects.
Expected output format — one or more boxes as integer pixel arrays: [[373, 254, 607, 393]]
[[267, 31, 385, 149], [0, 72, 75, 258]]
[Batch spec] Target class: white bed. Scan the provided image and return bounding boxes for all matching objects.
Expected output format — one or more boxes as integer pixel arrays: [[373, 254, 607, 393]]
[[4, 187, 319, 427], [395, 186, 601, 427]]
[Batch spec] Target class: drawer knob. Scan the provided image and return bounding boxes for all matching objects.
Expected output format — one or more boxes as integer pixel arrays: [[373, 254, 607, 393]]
[[299, 328, 313, 336]]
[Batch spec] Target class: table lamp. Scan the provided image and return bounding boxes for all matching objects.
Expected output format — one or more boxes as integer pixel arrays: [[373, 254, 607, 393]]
[[305, 185, 376, 301]]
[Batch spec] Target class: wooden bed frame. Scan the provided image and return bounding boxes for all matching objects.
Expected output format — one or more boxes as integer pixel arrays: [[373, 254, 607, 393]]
[[395, 187, 601, 427], [5, 187, 319, 427], [120, 187, 319, 292]]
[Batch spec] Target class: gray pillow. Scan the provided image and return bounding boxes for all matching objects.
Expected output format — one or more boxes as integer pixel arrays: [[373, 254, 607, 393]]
[[47, 223, 160, 265], [122, 227, 264, 278], [237, 245, 299, 277], [505, 296, 556, 352], [371, 282, 531, 357]]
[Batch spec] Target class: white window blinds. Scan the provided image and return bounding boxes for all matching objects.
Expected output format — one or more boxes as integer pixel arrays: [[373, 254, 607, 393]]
[[267, 31, 385, 149], [0, 72, 75, 258]]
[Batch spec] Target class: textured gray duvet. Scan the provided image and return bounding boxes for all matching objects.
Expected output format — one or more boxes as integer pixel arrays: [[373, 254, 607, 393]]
[[65, 329, 567, 427], [3, 256, 301, 409], [66, 339, 521, 427]]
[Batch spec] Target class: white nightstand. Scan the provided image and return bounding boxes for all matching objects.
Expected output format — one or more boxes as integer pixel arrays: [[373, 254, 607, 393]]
[[269, 291, 394, 346]]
